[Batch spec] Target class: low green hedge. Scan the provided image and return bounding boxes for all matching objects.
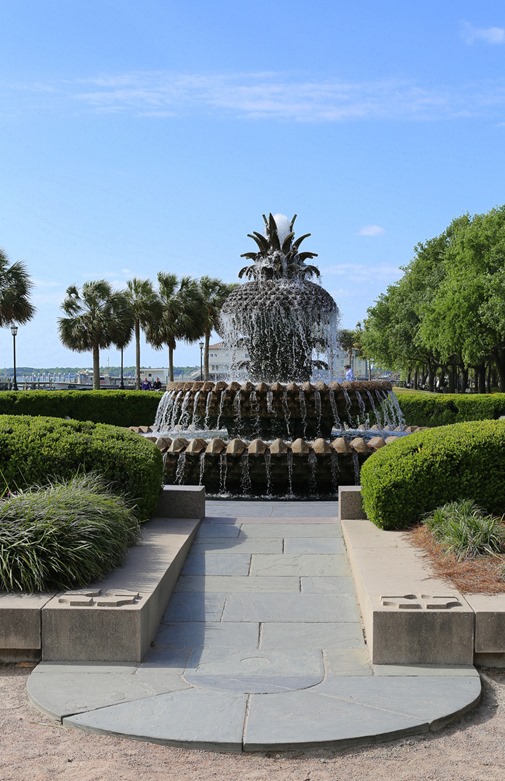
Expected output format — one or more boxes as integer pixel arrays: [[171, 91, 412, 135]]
[[360, 420, 505, 530], [396, 392, 505, 427], [0, 414, 163, 520], [0, 390, 161, 427]]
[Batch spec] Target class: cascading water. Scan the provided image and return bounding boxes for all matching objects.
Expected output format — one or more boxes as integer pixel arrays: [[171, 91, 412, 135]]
[[147, 212, 413, 498]]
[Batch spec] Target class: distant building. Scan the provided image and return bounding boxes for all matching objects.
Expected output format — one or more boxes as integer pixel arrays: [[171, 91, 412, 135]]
[[206, 342, 369, 381]]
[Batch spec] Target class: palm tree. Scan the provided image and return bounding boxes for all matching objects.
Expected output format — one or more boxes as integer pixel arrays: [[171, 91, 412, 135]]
[[111, 323, 134, 390], [0, 249, 35, 326], [198, 276, 236, 380], [125, 278, 161, 390], [59, 280, 132, 390], [146, 273, 205, 382]]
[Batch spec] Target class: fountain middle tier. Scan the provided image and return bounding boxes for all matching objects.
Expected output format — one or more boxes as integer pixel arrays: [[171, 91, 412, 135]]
[[154, 379, 400, 441]]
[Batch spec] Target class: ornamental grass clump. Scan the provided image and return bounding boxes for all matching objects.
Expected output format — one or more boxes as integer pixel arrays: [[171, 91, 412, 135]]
[[0, 474, 140, 592], [423, 499, 505, 561]]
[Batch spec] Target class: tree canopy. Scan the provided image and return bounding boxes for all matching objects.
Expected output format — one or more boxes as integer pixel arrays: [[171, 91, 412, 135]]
[[361, 206, 505, 392], [59, 281, 132, 389], [0, 249, 35, 327], [146, 273, 205, 382]]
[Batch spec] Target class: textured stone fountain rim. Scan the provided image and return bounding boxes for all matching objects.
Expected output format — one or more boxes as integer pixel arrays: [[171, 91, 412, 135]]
[[133, 428, 425, 457], [165, 379, 393, 394]]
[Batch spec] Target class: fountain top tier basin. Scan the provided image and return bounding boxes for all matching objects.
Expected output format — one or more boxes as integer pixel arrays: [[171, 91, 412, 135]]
[[155, 379, 397, 441]]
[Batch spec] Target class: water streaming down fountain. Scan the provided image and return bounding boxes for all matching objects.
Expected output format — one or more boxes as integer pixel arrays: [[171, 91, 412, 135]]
[[148, 213, 412, 498]]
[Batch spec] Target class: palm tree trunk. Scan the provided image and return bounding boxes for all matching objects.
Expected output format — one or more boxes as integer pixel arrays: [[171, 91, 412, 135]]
[[92, 344, 100, 390], [168, 345, 174, 382], [135, 319, 141, 390], [204, 330, 211, 381]]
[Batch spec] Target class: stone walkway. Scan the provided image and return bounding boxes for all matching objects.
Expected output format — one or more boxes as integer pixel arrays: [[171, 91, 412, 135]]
[[28, 501, 481, 752]]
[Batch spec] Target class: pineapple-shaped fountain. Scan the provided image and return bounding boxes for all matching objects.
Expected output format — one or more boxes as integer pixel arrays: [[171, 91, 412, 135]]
[[153, 214, 402, 496]]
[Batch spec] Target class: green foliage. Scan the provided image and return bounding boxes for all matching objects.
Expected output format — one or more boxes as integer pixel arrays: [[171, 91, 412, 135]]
[[0, 414, 163, 520], [59, 281, 133, 389], [0, 390, 161, 427], [0, 249, 35, 326], [360, 420, 505, 530], [423, 499, 505, 561], [361, 230, 451, 373], [0, 474, 140, 592], [362, 207, 505, 391], [397, 392, 505, 427]]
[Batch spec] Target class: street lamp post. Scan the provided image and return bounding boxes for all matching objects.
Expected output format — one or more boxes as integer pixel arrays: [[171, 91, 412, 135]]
[[10, 325, 18, 391], [199, 341, 204, 381], [120, 347, 125, 390]]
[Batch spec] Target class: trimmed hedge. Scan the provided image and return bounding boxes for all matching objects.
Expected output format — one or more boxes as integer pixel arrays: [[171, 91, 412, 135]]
[[0, 414, 163, 520], [360, 420, 505, 530], [396, 392, 505, 428], [0, 390, 161, 427]]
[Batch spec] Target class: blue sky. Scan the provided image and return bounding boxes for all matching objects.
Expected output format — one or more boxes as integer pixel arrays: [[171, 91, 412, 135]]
[[2, 1, 505, 369]]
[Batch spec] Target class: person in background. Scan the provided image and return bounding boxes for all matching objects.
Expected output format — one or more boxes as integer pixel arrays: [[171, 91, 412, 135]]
[[345, 364, 354, 381], [153, 377, 162, 390], [141, 377, 151, 390]]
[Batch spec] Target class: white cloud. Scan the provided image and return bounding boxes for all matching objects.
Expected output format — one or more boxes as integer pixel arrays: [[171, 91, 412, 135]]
[[322, 262, 403, 283], [73, 73, 457, 122], [359, 225, 385, 237], [9, 69, 505, 122], [461, 21, 505, 45]]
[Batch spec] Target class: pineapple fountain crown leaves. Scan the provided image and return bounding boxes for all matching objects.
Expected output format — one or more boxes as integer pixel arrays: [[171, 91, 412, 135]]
[[238, 213, 321, 282]]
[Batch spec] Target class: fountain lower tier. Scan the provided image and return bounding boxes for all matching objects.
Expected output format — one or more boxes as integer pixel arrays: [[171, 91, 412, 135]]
[[138, 428, 421, 499], [155, 379, 398, 440]]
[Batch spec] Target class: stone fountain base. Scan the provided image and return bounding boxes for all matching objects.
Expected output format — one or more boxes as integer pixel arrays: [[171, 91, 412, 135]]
[[146, 379, 406, 498], [136, 427, 421, 498]]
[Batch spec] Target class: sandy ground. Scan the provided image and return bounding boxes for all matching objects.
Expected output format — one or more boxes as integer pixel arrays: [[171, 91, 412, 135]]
[[1, 665, 505, 781]]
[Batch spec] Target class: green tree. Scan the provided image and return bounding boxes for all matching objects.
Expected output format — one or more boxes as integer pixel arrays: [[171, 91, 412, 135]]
[[420, 208, 505, 391], [0, 249, 35, 327], [198, 276, 236, 380], [338, 329, 357, 366], [125, 278, 161, 390], [146, 274, 205, 382], [59, 281, 132, 390], [111, 321, 134, 390], [362, 227, 454, 390]]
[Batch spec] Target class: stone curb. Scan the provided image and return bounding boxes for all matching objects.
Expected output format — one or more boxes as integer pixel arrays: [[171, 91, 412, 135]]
[[0, 487, 202, 663], [339, 486, 505, 666]]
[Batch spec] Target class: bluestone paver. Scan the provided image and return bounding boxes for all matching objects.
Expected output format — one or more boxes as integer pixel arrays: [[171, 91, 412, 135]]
[[181, 552, 251, 576], [239, 523, 342, 537], [301, 575, 356, 593], [249, 553, 350, 577], [222, 593, 353, 622], [65, 688, 248, 752], [284, 537, 345, 554], [184, 648, 324, 693], [176, 575, 301, 592], [259, 622, 364, 650], [155, 621, 260, 649]]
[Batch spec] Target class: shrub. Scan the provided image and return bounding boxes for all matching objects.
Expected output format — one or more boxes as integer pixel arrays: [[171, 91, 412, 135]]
[[360, 420, 505, 530], [0, 414, 163, 520], [0, 474, 140, 592], [0, 390, 161, 427], [396, 392, 505, 428], [423, 499, 505, 560]]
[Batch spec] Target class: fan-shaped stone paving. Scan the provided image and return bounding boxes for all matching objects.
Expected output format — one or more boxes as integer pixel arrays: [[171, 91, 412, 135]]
[[28, 500, 481, 752]]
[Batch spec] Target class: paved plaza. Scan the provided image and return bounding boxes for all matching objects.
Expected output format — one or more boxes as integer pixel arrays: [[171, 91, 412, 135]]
[[28, 501, 481, 752]]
